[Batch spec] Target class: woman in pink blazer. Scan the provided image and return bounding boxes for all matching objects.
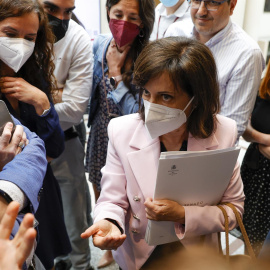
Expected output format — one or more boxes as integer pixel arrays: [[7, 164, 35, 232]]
[[82, 37, 245, 270]]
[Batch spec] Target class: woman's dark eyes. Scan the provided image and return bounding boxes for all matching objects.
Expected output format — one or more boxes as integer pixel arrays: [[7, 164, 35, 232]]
[[4, 32, 34, 41], [162, 94, 173, 101], [143, 89, 150, 96], [114, 14, 139, 21], [5, 32, 16, 37]]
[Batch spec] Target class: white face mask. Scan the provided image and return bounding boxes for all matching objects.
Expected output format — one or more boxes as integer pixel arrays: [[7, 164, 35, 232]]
[[0, 37, 35, 73], [143, 97, 194, 139]]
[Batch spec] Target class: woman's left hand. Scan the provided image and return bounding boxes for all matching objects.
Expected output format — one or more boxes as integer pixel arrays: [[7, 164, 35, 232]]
[[0, 77, 50, 115], [144, 198, 185, 224]]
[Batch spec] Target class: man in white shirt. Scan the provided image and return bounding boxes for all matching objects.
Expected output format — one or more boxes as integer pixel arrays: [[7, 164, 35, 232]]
[[166, 0, 265, 139], [38, 1, 93, 269], [150, 0, 191, 40]]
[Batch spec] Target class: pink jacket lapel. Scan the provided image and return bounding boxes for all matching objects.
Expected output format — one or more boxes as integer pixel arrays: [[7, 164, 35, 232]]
[[127, 120, 160, 200]]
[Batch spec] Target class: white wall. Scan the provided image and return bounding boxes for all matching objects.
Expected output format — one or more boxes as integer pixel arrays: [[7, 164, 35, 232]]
[[73, 0, 101, 39], [100, 0, 110, 34], [243, 0, 270, 41], [231, 0, 247, 28]]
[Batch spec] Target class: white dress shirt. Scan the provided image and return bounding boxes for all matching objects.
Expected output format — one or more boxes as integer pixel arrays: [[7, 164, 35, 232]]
[[0, 181, 27, 211], [150, 1, 190, 41], [166, 20, 265, 138], [53, 19, 93, 131]]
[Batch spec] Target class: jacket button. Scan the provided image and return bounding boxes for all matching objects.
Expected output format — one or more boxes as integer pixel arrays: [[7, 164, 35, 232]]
[[131, 229, 139, 234], [38, 187, 43, 202], [133, 214, 140, 221], [133, 196, 140, 202]]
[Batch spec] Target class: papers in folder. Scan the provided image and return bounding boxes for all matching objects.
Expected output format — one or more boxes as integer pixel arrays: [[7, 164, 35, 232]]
[[145, 146, 240, 246]]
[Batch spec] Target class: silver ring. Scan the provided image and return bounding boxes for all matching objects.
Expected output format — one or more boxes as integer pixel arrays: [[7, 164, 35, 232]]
[[18, 141, 25, 149]]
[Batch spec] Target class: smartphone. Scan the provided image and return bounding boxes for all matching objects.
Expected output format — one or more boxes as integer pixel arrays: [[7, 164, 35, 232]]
[[0, 100, 15, 136]]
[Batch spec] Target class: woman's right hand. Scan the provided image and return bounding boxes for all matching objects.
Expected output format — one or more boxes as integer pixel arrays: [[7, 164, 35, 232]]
[[81, 220, 126, 250], [106, 39, 131, 77], [0, 77, 50, 116]]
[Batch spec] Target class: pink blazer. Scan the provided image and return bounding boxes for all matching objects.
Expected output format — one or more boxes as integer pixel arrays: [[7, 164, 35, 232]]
[[94, 113, 245, 270]]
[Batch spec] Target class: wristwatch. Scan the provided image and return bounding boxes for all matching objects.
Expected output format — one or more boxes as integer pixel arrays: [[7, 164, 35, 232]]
[[0, 189, 12, 203], [109, 75, 122, 88], [40, 106, 51, 117]]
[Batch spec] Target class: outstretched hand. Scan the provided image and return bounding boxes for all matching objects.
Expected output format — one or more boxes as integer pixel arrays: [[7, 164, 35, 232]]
[[81, 219, 126, 250], [0, 201, 36, 270]]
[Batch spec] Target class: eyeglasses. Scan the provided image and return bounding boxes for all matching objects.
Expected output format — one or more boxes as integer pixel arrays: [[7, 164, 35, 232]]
[[188, 0, 229, 11]]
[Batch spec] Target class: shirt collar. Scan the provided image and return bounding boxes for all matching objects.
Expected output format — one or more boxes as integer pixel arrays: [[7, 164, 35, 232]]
[[160, 1, 190, 18], [192, 19, 233, 47]]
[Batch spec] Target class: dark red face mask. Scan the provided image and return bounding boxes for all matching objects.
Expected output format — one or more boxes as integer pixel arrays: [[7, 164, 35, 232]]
[[109, 18, 140, 48]]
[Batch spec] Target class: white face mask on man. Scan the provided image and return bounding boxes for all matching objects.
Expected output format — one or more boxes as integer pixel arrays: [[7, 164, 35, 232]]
[[0, 37, 35, 73], [143, 97, 194, 139]]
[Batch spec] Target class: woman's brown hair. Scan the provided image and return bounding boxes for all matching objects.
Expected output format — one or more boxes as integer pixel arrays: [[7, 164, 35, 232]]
[[0, 0, 56, 99], [259, 61, 270, 100], [133, 36, 220, 139], [106, 0, 155, 90]]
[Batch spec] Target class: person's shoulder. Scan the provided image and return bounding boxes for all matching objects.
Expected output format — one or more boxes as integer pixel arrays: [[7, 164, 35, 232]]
[[57, 19, 90, 50], [93, 33, 112, 55], [216, 114, 236, 129], [165, 17, 193, 38], [215, 114, 237, 145], [108, 114, 142, 137], [93, 33, 112, 47], [228, 22, 261, 51], [66, 19, 89, 38], [155, 3, 163, 13], [109, 113, 141, 129]]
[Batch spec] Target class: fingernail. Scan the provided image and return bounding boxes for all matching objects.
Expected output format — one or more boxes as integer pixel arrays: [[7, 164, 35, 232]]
[[5, 122, 13, 128]]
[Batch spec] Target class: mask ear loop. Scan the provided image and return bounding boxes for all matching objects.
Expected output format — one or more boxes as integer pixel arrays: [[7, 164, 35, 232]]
[[185, 97, 196, 119], [183, 96, 194, 112], [101, 38, 119, 119]]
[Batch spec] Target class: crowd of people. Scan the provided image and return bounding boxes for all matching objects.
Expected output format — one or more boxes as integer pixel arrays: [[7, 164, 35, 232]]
[[0, 0, 269, 269]]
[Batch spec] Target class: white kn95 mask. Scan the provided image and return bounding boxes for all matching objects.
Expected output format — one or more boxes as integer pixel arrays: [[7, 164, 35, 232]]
[[143, 97, 194, 139], [0, 37, 35, 73]]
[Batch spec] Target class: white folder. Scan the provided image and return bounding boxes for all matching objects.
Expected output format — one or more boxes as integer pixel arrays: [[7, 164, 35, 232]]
[[145, 146, 240, 246]]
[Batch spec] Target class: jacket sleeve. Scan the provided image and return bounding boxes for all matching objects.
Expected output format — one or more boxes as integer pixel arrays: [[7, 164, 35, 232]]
[[107, 82, 140, 115], [54, 29, 93, 131], [93, 120, 129, 232], [35, 102, 65, 158], [0, 117, 47, 213], [219, 48, 264, 138]]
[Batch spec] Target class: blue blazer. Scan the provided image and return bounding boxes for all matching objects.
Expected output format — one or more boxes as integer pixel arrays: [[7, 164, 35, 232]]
[[0, 117, 47, 238]]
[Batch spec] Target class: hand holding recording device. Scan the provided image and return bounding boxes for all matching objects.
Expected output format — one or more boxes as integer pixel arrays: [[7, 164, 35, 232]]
[[0, 100, 15, 137]]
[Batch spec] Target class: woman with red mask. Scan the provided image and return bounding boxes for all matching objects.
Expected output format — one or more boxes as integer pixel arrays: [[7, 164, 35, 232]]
[[86, 0, 154, 267]]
